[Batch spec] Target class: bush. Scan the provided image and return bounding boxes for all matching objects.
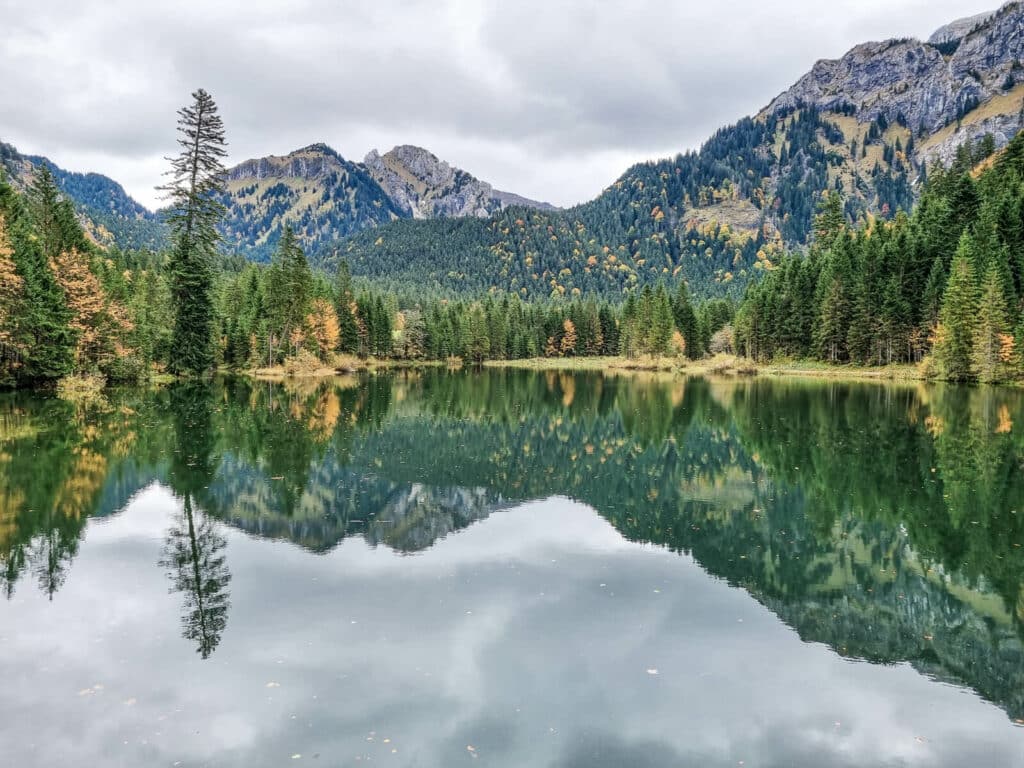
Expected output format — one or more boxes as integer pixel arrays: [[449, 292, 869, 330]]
[[918, 354, 939, 380], [56, 373, 107, 403], [709, 325, 736, 355], [283, 350, 325, 377]]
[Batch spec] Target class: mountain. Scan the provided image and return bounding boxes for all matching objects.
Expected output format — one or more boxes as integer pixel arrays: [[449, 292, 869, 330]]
[[219, 143, 405, 261], [0, 141, 168, 251], [219, 142, 557, 260], [364, 144, 557, 219], [766, 1, 1024, 167], [928, 9, 999, 45], [333, 2, 1024, 300]]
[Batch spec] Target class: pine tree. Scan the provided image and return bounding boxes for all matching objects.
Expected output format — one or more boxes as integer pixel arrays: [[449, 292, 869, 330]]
[[650, 284, 674, 356], [672, 281, 700, 359], [935, 244, 979, 382], [334, 259, 359, 354], [972, 263, 1013, 383], [159, 89, 228, 376]]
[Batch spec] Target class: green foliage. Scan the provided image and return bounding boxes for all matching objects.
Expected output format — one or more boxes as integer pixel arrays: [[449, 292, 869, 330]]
[[736, 130, 1024, 381], [327, 107, 913, 301], [161, 89, 228, 377]]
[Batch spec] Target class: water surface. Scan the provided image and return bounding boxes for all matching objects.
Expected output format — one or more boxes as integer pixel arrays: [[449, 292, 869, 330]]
[[2, 371, 1023, 766]]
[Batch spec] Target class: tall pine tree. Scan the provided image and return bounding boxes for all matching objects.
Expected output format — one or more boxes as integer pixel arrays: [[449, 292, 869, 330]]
[[159, 89, 227, 376]]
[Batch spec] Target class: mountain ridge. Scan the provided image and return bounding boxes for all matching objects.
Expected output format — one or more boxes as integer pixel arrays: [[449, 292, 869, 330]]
[[3, 2, 1021, 299]]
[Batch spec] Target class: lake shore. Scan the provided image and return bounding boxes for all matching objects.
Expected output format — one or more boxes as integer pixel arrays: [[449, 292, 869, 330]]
[[483, 355, 927, 382]]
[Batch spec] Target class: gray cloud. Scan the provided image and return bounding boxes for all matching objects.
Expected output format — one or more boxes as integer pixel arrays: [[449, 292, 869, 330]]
[[0, 0, 1001, 209]]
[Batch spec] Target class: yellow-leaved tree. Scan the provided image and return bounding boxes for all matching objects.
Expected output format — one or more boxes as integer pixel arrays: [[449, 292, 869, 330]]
[[0, 213, 24, 353], [306, 299, 340, 360], [49, 248, 133, 372]]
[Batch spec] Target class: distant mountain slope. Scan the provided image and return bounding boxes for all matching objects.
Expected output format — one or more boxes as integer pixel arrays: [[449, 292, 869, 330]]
[[219, 143, 558, 260], [219, 143, 405, 261], [333, 2, 1024, 300], [0, 141, 168, 251]]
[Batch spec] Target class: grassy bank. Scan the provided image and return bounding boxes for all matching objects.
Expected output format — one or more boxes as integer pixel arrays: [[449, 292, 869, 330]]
[[484, 355, 929, 382], [247, 353, 447, 380]]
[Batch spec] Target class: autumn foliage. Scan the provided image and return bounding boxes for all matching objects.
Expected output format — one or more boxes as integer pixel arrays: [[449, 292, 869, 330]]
[[49, 248, 133, 371]]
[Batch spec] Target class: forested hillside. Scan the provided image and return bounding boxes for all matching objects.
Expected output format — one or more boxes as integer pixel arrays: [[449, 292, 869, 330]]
[[735, 131, 1024, 382], [332, 3, 1024, 299], [0, 141, 167, 252]]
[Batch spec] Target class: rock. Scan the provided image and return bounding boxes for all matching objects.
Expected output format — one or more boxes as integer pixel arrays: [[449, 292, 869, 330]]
[[766, 2, 1024, 161], [364, 145, 557, 219]]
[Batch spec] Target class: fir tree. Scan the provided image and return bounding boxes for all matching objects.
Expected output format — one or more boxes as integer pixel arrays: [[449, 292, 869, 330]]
[[159, 89, 228, 376], [672, 281, 700, 359], [935, 242, 979, 382], [972, 263, 1013, 383], [334, 259, 359, 354]]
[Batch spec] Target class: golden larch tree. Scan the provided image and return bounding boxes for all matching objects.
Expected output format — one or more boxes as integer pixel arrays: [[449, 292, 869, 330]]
[[49, 248, 133, 370], [560, 319, 577, 356], [306, 298, 340, 360], [0, 213, 24, 350]]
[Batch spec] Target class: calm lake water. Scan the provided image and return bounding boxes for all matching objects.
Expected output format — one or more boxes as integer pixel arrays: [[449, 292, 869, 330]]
[[2, 370, 1024, 766]]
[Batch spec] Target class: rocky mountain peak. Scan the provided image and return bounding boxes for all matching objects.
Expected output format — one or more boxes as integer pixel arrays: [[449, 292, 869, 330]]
[[364, 144, 498, 219], [928, 8, 999, 45], [226, 143, 350, 183], [765, 2, 1024, 167], [364, 145, 559, 219]]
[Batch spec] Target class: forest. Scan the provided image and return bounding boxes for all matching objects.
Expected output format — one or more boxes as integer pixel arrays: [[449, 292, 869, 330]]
[[0, 89, 1021, 388]]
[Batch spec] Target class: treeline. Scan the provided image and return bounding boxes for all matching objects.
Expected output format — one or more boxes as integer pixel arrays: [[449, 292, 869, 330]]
[[219, 236, 735, 368], [0, 166, 147, 386], [735, 131, 1024, 382]]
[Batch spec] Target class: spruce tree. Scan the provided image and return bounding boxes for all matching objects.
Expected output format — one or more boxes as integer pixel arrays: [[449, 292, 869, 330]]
[[972, 263, 1013, 383], [159, 89, 227, 376], [650, 284, 674, 356], [935, 241, 980, 382], [0, 178, 74, 381], [334, 259, 359, 354], [672, 280, 700, 359]]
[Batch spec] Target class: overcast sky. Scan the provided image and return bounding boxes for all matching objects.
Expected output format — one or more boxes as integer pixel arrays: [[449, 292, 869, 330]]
[[0, 0, 1001, 210]]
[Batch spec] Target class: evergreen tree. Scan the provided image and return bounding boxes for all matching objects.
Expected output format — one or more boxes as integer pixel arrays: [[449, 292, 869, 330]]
[[935, 242, 979, 382], [650, 284, 674, 356], [0, 179, 74, 381], [672, 280, 701, 359], [972, 263, 1014, 383], [334, 259, 359, 354], [159, 89, 228, 376]]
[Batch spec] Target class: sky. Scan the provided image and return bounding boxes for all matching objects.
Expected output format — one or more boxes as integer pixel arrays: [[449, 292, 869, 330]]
[[0, 0, 1002, 210]]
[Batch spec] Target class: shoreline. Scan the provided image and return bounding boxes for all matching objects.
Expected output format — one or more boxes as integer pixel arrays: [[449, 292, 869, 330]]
[[482, 355, 928, 383], [37, 356, 1024, 391]]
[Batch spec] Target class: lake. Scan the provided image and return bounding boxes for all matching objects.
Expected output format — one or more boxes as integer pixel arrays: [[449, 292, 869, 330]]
[[2, 370, 1023, 766]]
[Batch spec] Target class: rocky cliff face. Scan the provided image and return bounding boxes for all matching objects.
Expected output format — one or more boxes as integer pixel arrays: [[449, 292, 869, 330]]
[[766, 2, 1024, 167], [364, 144, 556, 219], [928, 9, 998, 45], [364, 145, 496, 219]]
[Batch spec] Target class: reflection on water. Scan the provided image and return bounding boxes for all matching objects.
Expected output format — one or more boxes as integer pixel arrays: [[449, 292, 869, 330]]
[[2, 371, 1024, 765]]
